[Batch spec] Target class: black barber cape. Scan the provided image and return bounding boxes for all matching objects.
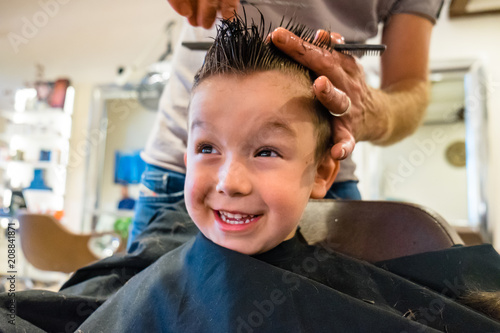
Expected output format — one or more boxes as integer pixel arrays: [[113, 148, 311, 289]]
[[1, 202, 500, 332]]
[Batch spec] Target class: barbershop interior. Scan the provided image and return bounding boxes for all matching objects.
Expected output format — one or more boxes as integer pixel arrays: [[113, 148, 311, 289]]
[[1, 0, 500, 330]]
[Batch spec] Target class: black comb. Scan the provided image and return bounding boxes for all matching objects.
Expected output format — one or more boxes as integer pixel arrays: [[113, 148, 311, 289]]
[[334, 44, 386, 57], [182, 41, 386, 57]]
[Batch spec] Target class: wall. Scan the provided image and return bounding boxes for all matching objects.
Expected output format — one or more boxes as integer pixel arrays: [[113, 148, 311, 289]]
[[429, 1, 500, 248]]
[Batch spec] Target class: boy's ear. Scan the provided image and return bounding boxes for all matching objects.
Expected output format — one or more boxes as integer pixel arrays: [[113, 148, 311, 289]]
[[310, 155, 340, 199], [184, 153, 187, 166]]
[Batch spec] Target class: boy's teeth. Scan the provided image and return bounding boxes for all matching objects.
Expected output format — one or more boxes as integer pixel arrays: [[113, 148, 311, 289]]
[[219, 211, 256, 224]]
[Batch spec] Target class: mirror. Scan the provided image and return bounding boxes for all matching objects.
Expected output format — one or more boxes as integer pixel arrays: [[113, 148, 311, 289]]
[[81, 85, 157, 232], [356, 59, 490, 241]]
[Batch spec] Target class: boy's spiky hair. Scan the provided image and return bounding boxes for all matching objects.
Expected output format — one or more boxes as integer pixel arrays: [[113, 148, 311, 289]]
[[193, 13, 330, 84], [193, 13, 334, 161]]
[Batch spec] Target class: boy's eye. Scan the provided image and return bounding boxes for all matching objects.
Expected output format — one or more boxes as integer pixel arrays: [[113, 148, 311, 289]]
[[198, 144, 219, 154], [256, 149, 280, 158]]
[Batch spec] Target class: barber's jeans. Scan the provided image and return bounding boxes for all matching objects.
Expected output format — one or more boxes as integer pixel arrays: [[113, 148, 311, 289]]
[[127, 164, 361, 249], [324, 180, 362, 200], [127, 164, 186, 249]]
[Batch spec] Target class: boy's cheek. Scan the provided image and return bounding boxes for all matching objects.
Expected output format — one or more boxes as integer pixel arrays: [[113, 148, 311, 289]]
[[184, 172, 208, 204], [184, 178, 200, 222]]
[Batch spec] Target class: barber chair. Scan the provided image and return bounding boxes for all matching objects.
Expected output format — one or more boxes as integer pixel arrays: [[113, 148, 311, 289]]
[[16, 200, 465, 272], [17, 211, 126, 273], [300, 200, 465, 263]]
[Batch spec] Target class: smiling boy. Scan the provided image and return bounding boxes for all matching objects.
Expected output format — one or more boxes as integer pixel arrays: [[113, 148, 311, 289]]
[[183, 18, 339, 255]]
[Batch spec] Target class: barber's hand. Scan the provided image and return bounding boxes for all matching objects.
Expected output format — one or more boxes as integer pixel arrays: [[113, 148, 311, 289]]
[[270, 28, 374, 160], [168, 0, 239, 28]]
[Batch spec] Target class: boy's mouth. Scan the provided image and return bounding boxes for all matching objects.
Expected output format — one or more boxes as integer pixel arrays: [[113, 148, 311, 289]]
[[216, 210, 261, 225]]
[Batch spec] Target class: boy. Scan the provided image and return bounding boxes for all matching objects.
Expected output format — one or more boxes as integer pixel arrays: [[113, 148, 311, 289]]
[[183, 19, 338, 256], [2, 16, 499, 333]]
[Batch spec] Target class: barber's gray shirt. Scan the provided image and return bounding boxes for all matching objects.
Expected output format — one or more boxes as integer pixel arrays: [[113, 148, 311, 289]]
[[142, 0, 443, 182]]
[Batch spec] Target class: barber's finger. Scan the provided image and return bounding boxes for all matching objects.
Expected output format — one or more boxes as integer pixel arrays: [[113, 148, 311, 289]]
[[197, 0, 219, 28], [313, 30, 330, 45], [314, 76, 355, 160], [314, 29, 344, 45], [272, 28, 353, 75], [168, 0, 194, 18], [271, 28, 337, 71], [220, 0, 239, 19], [323, 30, 360, 77], [332, 105, 356, 160], [331, 136, 355, 160], [331, 32, 345, 45], [314, 76, 351, 117], [187, 14, 199, 27]]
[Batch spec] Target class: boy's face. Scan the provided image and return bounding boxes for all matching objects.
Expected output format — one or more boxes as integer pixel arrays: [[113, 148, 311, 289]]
[[185, 71, 332, 255]]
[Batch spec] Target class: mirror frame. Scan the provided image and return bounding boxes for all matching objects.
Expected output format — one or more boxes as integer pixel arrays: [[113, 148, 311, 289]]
[[81, 84, 139, 232], [450, 0, 500, 17]]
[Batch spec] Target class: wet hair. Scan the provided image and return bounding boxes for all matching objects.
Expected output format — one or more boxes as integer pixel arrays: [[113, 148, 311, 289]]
[[193, 13, 333, 161]]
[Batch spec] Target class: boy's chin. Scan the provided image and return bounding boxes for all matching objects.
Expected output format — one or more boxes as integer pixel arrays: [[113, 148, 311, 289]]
[[209, 231, 297, 255]]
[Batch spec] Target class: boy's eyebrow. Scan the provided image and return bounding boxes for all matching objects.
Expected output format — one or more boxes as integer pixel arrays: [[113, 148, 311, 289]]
[[257, 120, 297, 139], [190, 118, 297, 138], [190, 119, 208, 131]]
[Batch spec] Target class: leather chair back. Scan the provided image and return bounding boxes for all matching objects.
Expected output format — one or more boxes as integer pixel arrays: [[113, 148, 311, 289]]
[[300, 200, 464, 262]]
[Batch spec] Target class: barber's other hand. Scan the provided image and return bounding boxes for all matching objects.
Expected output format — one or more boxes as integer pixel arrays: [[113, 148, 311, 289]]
[[270, 28, 377, 160], [168, 0, 239, 28]]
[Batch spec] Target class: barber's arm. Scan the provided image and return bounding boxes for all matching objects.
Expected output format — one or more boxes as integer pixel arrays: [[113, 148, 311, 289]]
[[270, 13, 434, 160], [375, 13, 433, 145], [167, 0, 238, 28]]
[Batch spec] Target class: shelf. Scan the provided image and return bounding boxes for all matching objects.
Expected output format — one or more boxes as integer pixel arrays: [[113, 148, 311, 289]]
[[0, 110, 72, 140], [1, 85, 74, 214], [8, 132, 71, 145], [0, 160, 67, 170], [0, 109, 71, 124], [1, 107, 66, 113]]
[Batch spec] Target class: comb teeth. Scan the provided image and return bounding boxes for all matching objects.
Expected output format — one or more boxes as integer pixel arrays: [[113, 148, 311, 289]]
[[338, 50, 371, 57], [334, 44, 386, 57], [339, 50, 379, 57]]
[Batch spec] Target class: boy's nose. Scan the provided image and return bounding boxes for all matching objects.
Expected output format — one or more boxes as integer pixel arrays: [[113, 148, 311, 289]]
[[216, 159, 252, 197]]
